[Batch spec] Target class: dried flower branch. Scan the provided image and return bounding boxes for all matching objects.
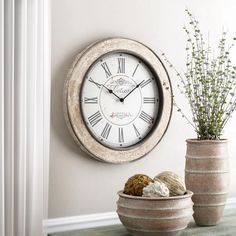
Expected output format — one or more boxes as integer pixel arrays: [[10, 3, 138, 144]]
[[163, 9, 236, 140]]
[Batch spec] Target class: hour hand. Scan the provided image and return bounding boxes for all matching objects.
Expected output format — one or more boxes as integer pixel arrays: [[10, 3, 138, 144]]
[[88, 78, 111, 93], [103, 85, 123, 102], [88, 78, 122, 102]]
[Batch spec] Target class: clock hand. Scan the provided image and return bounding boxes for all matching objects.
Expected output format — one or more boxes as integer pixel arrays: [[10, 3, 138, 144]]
[[88, 78, 103, 89], [104, 85, 123, 101], [89, 78, 123, 102], [122, 80, 144, 101]]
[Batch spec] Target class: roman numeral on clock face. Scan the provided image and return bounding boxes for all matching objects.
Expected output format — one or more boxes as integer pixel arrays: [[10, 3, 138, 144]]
[[84, 97, 98, 104], [139, 111, 153, 124], [132, 124, 140, 137], [117, 58, 125, 73], [101, 62, 112, 78], [118, 127, 124, 143], [101, 123, 112, 139], [143, 97, 155, 104], [140, 78, 152, 88], [132, 63, 139, 77], [88, 111, 102, 127], [88, 77, 101, 89]]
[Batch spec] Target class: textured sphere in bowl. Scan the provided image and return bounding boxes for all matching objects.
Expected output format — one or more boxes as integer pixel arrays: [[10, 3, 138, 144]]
[[154, 171, 186, 196], [117, 190, 193, 236], [142, 180, 169, 197], [123, 174, 153, 196]]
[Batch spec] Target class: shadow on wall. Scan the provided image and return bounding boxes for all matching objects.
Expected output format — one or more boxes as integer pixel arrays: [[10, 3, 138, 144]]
[[51, 40, 92, 162]]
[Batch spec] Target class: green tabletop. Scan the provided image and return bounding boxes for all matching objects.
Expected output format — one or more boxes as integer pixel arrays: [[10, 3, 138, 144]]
[[50, 209, 236, 236]]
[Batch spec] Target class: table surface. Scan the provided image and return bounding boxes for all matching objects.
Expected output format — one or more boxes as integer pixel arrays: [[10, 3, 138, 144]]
[[50, 209, 236, 236]]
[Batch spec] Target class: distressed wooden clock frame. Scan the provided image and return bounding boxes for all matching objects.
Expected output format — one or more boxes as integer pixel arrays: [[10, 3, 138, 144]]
[[64, 38, 172, 163]]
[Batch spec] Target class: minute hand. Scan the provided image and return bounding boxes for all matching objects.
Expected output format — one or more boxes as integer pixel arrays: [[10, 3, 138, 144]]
[[123, 80, 144, 101]]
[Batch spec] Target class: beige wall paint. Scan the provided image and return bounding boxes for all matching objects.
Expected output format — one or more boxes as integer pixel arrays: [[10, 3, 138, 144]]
[[49, 0, 236, 218]]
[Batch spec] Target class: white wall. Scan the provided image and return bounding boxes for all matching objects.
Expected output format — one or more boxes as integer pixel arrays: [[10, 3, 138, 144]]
[[49, 0, 236, 218]]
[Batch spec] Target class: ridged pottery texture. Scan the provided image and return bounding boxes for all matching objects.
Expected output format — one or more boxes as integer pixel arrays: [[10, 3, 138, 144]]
[[117, 191, 193, 236], [185, 139, 229, 226]]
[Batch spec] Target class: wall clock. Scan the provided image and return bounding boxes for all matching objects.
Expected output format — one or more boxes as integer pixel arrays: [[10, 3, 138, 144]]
[[64, 38, 172, 163]]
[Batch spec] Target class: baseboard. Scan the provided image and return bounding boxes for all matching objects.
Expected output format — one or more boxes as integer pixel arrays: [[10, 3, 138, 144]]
[[225, 197, 236, 209], [44, 197, 236, 234], [44, 211, 120, 234]]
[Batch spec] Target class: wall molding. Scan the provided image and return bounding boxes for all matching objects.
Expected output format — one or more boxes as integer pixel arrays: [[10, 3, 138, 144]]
[[0, 1, 51, 236], [225, 197, 236, 209], [45, 197, 236, 234], [45, 212, 121, 234]]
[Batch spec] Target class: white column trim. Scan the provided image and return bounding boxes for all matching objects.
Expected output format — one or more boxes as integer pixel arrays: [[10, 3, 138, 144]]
[[0, 1, 4, 235], [1, 1, 51, 236], [4, 0, 15, 235]]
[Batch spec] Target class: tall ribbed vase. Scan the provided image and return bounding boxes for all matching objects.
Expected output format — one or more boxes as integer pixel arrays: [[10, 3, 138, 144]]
[[185, 139, 229, 226]]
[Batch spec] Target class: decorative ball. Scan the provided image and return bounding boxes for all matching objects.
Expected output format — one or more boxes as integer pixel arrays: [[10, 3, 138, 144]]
[[154, 171, 186, 196], [124, 174, 153, 196], [142, 180, 170, 198]]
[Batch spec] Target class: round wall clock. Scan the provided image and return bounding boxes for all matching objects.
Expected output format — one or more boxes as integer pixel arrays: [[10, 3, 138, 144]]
[[64, 38, 172, 163]]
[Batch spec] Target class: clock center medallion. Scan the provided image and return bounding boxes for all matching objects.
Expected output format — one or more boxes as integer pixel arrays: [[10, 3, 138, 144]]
[[99, 75, 142, 126]]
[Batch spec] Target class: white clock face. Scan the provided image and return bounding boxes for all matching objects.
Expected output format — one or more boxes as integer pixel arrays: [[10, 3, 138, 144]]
[[81, 52, 160, 149]]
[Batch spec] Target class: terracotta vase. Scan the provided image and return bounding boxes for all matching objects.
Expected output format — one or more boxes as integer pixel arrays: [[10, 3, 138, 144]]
[[185, 139, 229, 226]]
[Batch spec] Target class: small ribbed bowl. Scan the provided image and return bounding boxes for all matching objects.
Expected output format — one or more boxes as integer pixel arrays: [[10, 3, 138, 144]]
[[117, 190, 193, 236]]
